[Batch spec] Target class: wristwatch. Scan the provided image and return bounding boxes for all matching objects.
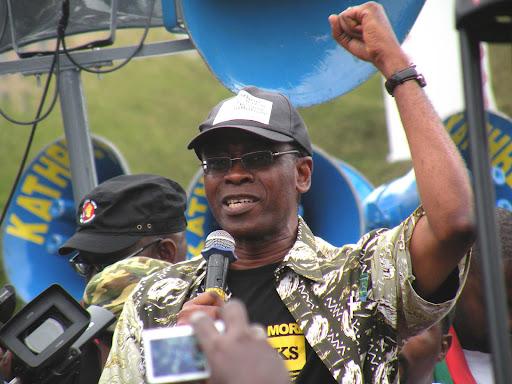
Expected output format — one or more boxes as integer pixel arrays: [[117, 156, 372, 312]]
[[384, 65, 426, 96]]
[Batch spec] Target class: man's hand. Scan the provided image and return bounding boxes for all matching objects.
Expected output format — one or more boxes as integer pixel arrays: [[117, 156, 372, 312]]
[[176, 292, 224, 325], [328, 1, 409, 78], [191, 300, 290, 384]]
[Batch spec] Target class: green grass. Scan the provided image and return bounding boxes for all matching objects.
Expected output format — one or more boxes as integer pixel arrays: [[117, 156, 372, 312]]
[[0, 29, 510, 291]]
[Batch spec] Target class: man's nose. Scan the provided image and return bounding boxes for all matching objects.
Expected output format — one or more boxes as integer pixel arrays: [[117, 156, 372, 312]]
[[224, 158, 253, 184]]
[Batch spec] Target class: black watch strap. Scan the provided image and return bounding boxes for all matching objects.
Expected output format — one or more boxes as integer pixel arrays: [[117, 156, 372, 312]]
[[384, 65, 426, 96]]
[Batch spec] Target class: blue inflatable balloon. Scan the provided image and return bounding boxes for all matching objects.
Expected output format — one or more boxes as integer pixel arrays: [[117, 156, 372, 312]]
[[363, 110, 512, 232], [446, 111, 512, 211], [1, 136, 129, 302], [363, 169, 419, 232], [168, 0, 426, 107]]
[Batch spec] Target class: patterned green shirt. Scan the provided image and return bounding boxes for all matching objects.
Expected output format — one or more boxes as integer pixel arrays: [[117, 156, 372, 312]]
[[99, 209, 469, 384]]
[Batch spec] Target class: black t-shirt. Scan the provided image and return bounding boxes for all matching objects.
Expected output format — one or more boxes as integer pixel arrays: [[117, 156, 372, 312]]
[[227, 263, 337, 384]]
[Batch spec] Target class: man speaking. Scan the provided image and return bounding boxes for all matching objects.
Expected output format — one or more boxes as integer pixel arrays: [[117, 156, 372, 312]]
[[99, 3, 475, 383]]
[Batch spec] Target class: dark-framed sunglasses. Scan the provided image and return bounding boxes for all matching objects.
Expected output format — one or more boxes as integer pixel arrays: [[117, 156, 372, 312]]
[[68, 237, 162, 278], [201, 149, 300, 175]]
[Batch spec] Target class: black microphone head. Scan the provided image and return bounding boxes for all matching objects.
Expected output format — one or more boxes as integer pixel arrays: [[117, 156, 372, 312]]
[[204, 230, 235, 252]]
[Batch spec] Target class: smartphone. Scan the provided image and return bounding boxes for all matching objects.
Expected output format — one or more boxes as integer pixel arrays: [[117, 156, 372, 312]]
[[142, 321, 224, 383]]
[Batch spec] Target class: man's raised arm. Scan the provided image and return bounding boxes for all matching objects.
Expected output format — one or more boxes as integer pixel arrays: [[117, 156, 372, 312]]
[[328, 2, 475, 299]]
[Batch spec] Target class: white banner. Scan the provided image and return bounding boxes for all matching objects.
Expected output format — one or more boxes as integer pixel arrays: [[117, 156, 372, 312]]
[[384, 0, 497, 162]]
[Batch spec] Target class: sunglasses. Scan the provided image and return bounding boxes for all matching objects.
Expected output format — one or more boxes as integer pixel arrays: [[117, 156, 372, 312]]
[[69, 237, 162, 278], [201, 149, 300, 175]]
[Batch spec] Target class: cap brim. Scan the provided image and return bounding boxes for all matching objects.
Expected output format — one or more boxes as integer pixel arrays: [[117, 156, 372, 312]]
[[58, 231, 141, 256], [187, 125, 294, 151]]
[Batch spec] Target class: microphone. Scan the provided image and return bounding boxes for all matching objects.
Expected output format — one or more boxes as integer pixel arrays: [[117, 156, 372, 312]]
[[202, 230, 237, 301]]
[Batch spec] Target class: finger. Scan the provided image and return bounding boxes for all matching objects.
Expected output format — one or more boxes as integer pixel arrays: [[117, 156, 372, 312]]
[[190, 311, 220, 353], [338, 12, 362, 39], [328, 14, 342, 39], [177, 305, 221, 325], [177, 292, 225, 324], [249, 324, 267, 340], [187, 291, 225, 306], [221, 299, 250, 334], [207, 291, 226, 306], [328, 14, 353, 48], [342, 5, 361, 21]]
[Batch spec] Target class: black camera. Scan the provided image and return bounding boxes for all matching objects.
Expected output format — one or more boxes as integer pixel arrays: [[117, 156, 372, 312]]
[[0, 284, 115, 384]]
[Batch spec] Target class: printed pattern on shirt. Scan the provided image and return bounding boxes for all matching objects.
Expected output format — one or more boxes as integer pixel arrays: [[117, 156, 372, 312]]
[[99, 209, 469, 384]]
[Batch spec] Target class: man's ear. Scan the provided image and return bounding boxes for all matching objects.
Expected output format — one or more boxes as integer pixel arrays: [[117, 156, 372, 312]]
[[437, 334, 453, 361], [296, 156, 313, 194], [157, 239, 179, 264]]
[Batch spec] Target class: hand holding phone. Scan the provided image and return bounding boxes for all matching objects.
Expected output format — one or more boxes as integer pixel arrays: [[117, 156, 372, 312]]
[[190, 300, 290, 384], [142, 321, 224, 383]]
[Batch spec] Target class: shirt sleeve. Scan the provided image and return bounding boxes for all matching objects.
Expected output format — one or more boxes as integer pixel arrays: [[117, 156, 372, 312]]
[[99, 294, 146, 384], [366, 206, 470, 341]]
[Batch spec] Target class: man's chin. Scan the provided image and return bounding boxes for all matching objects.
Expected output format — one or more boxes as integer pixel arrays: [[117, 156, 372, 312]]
[[218, 223, 267, 242], [225, 228, 261, 241]]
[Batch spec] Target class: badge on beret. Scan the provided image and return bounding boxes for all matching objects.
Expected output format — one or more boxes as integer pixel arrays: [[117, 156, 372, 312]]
[[80, 199, 97, 224]]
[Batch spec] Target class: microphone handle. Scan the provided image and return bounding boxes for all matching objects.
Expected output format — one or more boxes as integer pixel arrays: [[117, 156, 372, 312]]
[[204, 253, 230, 301]]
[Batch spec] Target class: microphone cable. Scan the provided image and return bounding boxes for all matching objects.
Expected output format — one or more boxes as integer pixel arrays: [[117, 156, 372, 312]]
[[59, 0, 156, 75], [0, 44, 61, 126], [0, 37, 62, 228]]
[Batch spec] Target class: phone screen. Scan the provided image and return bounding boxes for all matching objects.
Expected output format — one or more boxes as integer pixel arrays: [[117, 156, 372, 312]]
[[143, 325, 211, 383]]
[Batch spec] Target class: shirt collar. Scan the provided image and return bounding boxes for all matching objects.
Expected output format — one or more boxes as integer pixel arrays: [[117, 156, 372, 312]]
[[279, 216, 324, 283]]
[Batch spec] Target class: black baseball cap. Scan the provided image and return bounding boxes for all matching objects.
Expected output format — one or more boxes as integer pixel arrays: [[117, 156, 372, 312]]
[[187, 86, 313, 157], [59, 174, 187, 256]]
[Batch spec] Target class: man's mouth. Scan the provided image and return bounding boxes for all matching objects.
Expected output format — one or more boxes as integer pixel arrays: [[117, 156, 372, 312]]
[[222, 196, 259, 214], [225, 197, 257, 208]]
